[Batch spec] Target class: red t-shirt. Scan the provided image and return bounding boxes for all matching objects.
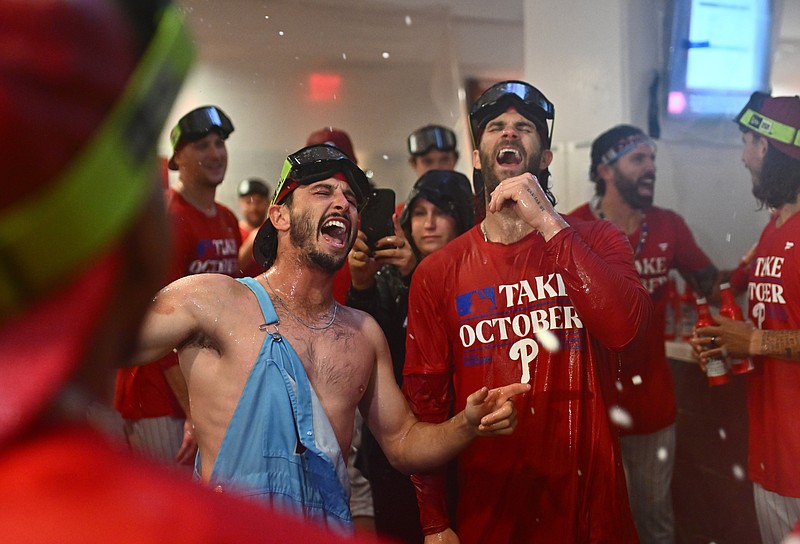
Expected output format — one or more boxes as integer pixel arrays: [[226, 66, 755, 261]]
[[746, 212, 800, 496], [403, 219, 650, 543], [0, 424, 377, 543], [570, 204, 712, 434], [114, 188, 242, 419]]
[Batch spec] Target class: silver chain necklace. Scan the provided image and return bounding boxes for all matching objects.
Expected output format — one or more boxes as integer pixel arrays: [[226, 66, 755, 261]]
[[262, 272, 338, 330]]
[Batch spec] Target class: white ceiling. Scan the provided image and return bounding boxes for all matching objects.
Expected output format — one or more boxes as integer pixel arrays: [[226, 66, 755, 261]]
[[172, 0, 526, 201]]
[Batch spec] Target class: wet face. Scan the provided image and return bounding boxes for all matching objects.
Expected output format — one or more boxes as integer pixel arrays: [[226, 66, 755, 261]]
[[608, 142, 657, 209], [287, 178, 359, 272], [239, 193, 269, 229], [409, 198, 459, 258], [472, 108, 550, 196], [174, 132, 228, 187], [410, 149, 459, 176], [741, 131, 766, 189]]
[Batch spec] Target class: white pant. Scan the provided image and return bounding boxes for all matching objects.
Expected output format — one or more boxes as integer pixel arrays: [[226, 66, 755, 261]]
[[124, 415, 185, 465], [754, 482, 800, 544], [621, 424, 676, 544]]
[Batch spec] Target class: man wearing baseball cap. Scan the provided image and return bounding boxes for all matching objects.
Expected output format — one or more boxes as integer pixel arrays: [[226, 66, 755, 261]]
[[237, 177, 271, 239], [694, 93, 800, 544], [130, 143, 529, 531], [0, 2, 383, 542], [114, 101, 242, 467], [401, 80, 651, 543]]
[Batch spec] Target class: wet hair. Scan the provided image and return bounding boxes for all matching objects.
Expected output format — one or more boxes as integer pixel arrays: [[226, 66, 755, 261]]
[[753, 137, 800, 209]]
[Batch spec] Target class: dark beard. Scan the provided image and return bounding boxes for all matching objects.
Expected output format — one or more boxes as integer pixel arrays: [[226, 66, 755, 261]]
[[478, 144, 543, 198], [289, 209, 349, 272], [613, 170, 654, 209]]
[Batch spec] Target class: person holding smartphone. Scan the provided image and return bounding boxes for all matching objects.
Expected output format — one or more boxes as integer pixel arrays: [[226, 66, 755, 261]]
[[346, 169, 474, 543]]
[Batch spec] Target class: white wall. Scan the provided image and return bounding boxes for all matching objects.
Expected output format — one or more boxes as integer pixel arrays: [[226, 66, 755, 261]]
[[167, 0, 524, 209], [524, 0, 798, 269]]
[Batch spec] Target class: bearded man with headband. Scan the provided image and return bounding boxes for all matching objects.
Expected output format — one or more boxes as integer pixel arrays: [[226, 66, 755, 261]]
[[571, 124, 717, 544]]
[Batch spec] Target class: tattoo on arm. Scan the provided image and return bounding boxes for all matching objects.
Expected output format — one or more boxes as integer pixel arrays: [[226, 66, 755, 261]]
[[525, 186, 546, 212], [761, 330, 800, 361]]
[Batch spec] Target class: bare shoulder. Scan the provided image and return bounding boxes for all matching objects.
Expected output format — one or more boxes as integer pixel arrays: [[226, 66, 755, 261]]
[[336, 304, 391, 361], [153, 274, 250, 313], [337, 304, 382, 337]]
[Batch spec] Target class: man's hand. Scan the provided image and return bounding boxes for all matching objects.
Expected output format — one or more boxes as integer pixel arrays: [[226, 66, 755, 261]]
[[690, 314, 756, 366], [487, 173, 567, 241], [424, 528, 460, 543], [464, 382, 531, 435], [175, 418, 198, 465]]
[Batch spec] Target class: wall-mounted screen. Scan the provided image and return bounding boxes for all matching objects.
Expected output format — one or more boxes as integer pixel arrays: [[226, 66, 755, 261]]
[[666, 0, 772, 119]]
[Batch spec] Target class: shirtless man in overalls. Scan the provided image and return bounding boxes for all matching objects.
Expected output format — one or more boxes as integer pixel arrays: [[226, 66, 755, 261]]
[[132, 144, 528, 533]]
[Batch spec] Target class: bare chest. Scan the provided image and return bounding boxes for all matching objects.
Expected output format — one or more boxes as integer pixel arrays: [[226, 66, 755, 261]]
[[271, 318, 373, 404]]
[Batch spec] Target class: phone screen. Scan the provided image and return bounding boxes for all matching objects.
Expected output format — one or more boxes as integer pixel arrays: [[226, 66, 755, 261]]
[[359, 188, 396, 252]]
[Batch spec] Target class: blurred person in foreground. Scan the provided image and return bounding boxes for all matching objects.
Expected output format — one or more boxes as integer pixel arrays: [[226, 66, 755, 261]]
[[402, 80, 652, 543], [570, 124, 717, 544], [347, 169, 474, 542], [130, 143, 530, 533], [0, 1, 384, 542], [693, 92, 800, 544], [114, 102, 241, 468]]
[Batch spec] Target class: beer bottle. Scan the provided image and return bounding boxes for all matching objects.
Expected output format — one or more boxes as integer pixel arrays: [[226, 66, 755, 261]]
[[719, 282, 754, 374], [695, 296, 730, 386]]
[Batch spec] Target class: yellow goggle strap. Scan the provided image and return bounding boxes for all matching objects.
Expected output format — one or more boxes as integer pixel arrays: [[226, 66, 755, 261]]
[[0, 6, 193, 317]]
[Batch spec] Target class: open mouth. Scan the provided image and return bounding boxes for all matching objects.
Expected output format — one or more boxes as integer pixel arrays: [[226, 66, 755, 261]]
[[496, 146, 522, 166], [320, 217, 349, 248], [637, 176, 655, 195]]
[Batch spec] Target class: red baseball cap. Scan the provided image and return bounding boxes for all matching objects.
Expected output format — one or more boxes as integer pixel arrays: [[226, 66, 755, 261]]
[[0, 0, 192, 446], [306, 127, 358, 164], [736, 92, 800, 161]]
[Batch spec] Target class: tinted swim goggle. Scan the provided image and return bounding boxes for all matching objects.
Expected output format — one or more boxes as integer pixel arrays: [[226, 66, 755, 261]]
[[469, 80, 555, 147], [735, 91, 800, 149], [273, 144, 370, 211], [169, 105, 234, 149], [407, 125, 457, 156]]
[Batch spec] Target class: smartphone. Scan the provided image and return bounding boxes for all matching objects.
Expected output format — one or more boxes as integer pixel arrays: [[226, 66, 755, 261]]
[[359, 188, 396, 253]]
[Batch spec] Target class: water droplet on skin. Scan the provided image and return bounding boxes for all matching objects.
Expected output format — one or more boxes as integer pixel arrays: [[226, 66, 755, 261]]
[[609, 405, 633, 429]]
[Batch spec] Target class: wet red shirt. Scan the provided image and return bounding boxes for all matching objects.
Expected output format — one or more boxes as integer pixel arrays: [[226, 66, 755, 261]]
[[403, 219, 650, 543]]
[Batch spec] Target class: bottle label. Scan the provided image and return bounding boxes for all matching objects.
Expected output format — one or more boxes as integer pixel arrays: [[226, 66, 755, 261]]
[[706, 357, 730, 385]]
